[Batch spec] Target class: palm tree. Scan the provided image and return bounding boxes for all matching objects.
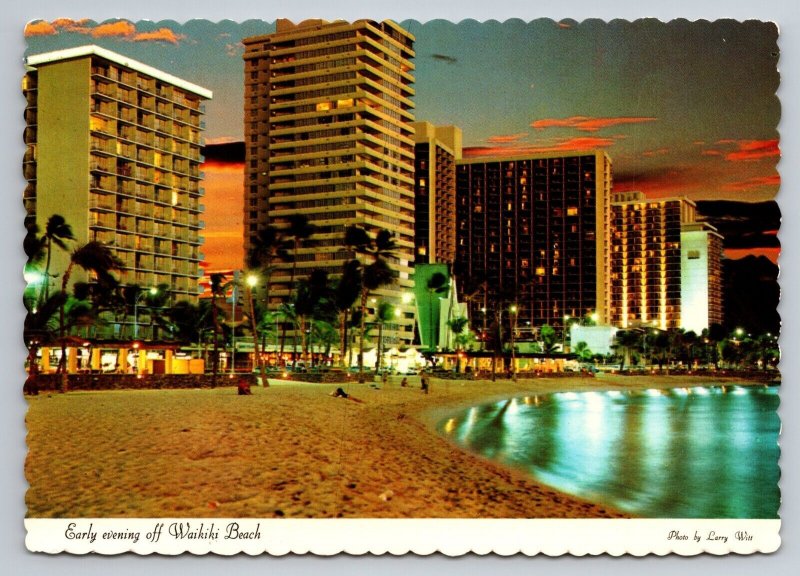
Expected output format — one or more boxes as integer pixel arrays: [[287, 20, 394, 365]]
[[25, 215, 76, 306], [344, 225, 397, 382], [612, 330, 641, 371], [209, 273, 230, 381], [374, 301, 396, 372], [278, 215, 317, 356], [247, 226, 290, 355], [57, 241, 122, 391], [293, 269, 334, 368], [335, 260, 362, 368], [538, 324, 559, 354], [425, 272, 449, 354], [573, 341, 594, 363], [447, 316, 469, 372]]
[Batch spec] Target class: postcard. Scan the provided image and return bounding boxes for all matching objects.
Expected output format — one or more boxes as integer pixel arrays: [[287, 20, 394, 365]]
[[22, 17, 781, 556]]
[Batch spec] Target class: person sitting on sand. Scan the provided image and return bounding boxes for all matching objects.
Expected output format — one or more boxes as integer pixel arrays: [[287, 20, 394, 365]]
[[400, 377, 408, 388], [330, 387, 363, 403], [420, 373, 429, 394], [237, 377, 252, 395]]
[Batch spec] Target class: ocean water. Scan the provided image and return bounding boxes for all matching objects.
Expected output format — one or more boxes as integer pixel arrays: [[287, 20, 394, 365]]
[[438, 385, 780, 518]]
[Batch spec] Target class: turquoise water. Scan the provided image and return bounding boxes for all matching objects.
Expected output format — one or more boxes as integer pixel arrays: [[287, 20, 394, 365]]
[[438, 385, 780, 518]]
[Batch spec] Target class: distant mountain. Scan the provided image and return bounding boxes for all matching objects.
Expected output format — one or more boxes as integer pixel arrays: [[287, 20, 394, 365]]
[[696, 200, 780, 250], [722, 255, 780, 335]]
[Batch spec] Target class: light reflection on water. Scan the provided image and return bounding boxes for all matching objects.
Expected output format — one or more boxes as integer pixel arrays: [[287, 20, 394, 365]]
[[438, 385, 780, 518]]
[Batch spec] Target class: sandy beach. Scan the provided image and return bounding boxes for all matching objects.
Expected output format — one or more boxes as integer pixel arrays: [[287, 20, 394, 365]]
[[25, 373, 763, 519]]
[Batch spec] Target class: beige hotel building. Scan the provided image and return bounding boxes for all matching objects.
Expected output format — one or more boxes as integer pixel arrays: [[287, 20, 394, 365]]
[[24, 45, 212, 325], [242, 20, 417, 345]]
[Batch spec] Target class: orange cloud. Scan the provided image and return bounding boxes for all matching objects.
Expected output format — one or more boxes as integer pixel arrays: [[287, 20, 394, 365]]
[[642, 148, 670, 157], [725, 139, 780, 162], [24, 21, 57, 36], [486, 133, 528, 144], [25, 19, 185, 44], [464, 136, 615, 158], [133, 28, 185, 44], [91, 21, 136, 39], [723, 174, 781, 192], [203, 160, 245, 174], [701, 149, 722, 156], [531, 116, 657, 132]]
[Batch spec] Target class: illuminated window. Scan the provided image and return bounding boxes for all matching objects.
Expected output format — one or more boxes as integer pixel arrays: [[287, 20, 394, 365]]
[[535, 267, 545, 276], [336, 98, 354, 108], [567, 207, 578, 216], [315, 102, 332, 111]]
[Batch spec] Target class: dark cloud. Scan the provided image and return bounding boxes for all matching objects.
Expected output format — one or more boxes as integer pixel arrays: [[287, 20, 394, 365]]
[[696, 200, 781, 250], [203, 141, 244, 164], [431, 53, 457, 64]]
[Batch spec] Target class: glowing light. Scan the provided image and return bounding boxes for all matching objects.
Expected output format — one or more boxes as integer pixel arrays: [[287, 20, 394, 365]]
[[444, 418, 456, 433], [246, 274, 258, 287]]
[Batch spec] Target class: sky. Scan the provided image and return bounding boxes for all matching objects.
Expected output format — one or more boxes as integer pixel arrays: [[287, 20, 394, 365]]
[[24, 18, 781, 269]]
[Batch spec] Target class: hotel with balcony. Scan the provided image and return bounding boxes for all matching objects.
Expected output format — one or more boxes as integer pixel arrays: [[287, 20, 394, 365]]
[[455, 152, 613, 338], [242, 19, 417, 346], [24, 45, 212, 324], [609, 191, 723, 333], [412, 121, 461, 265]]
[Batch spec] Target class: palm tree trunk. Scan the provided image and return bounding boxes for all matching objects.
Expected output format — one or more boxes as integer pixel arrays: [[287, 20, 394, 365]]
[[358, 290, 367, 382], [211, 292, 220, 383], [58, 262, 75, 392], [247, 287, 268, 387], [339, 309, 348, 368]]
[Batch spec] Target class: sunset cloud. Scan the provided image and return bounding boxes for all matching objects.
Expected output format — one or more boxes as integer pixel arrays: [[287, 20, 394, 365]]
[[486, 133, 528, 144], [24, 21, 57, 36], [642, 148, 670, 157], [725, 139, 780, 162], [91, 21, 137, 39], [531, 116, 657, 132], [133, 28, 185, 45], [24, 19, 186, 44], [464, 136, 616, 158], [723, 174, 781, 192]]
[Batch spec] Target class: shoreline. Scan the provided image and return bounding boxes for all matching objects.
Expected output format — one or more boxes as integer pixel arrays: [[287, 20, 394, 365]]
[[25, 374, 772, 519]]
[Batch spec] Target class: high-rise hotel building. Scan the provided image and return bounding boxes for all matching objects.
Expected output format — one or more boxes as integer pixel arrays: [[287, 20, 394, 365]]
[[455, 152, 613, 334], [242, 20, 417, 345], [412, 122, 461, 265], [24, 46, 211, 307], [609, 191, 723, 332]]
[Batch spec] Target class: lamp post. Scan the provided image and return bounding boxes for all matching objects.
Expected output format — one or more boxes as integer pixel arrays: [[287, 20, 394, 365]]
[[481, 306, 487, 351], [246, 273, 268, 386], [562, 314, 570, 352], [509, 304, 518, 381], [134, 287, 158, 340]]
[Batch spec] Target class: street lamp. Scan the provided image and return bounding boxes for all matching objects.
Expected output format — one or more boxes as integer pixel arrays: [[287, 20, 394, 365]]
[[562, 314, 570, 351], [480, 306, 487, 351], [245, 273, 268, 386], [134, 287, 158, 340], [509, 304, 518, 381]]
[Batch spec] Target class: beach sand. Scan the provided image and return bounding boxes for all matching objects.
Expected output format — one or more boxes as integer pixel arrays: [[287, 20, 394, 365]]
[[24, 373, 759, 519]]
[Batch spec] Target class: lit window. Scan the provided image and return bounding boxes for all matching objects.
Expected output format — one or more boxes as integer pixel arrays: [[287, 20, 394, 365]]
[[567, 207, 578, 216], [316, 102, 332, 112], [535, 267, 545, 276]]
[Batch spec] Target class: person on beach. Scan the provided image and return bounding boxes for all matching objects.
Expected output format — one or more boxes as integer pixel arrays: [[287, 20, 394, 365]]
[[330, 387, 363, 403], [420, 373, 429, 394], [382, 371, 388, 387], [400, 377, 408, 388], [237, 377, 252, 395]]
